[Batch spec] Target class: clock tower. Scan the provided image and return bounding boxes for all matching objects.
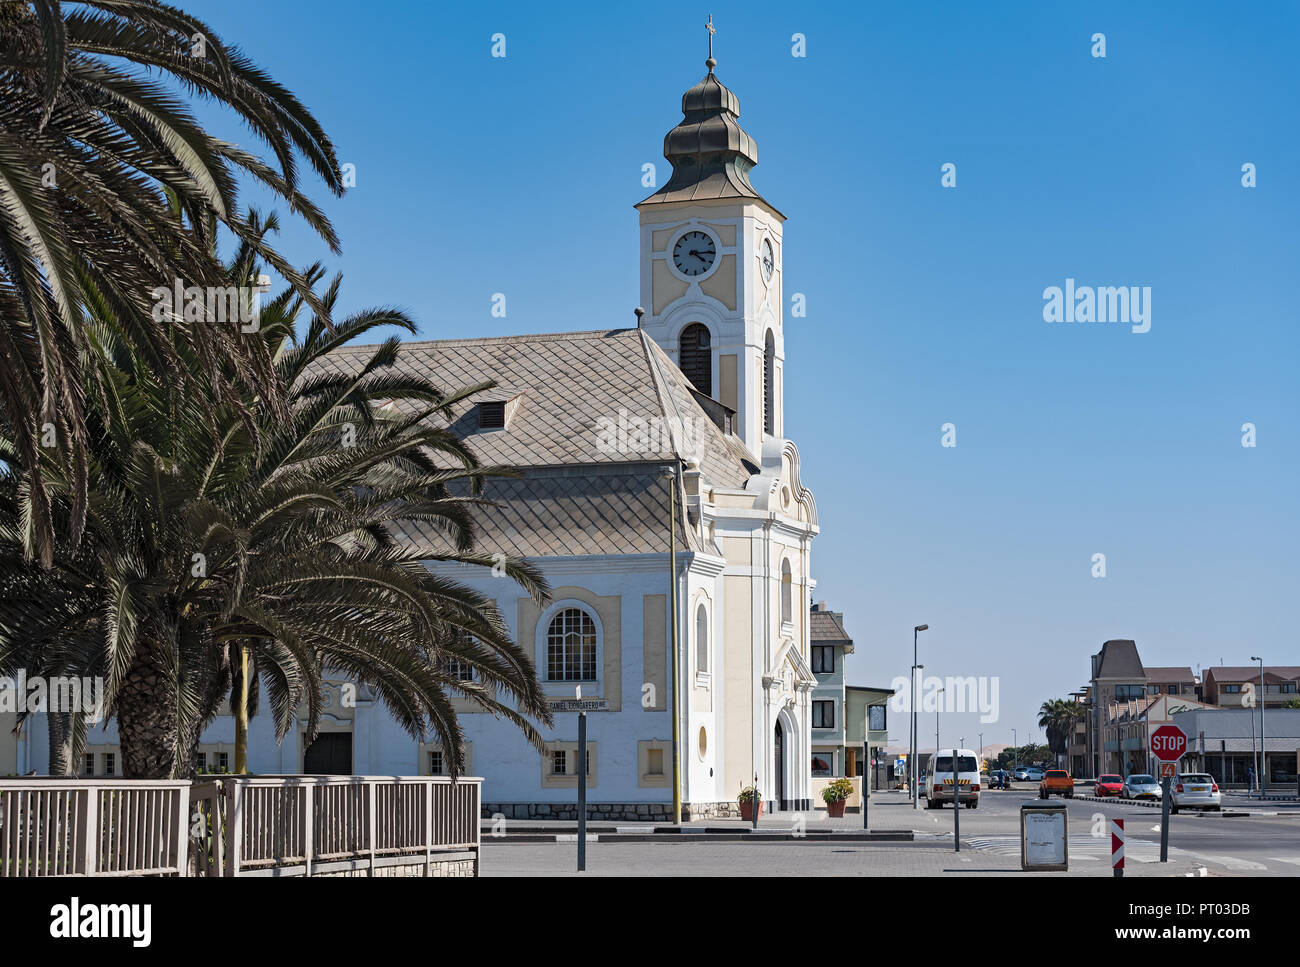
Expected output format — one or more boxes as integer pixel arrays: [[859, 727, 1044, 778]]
[[636, 43, 786, 458]]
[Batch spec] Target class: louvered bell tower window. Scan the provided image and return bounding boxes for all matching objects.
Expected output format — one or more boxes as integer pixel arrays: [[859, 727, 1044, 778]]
[[679, 323, 712, 396], [763, 329, 775, 435], [478, 401, 506, 430]]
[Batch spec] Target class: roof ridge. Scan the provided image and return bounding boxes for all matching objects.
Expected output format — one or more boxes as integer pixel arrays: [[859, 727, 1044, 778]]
[[328, 328, 639, 352]]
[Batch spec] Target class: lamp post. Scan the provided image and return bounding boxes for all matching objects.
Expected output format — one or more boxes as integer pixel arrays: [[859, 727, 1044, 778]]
[[661, 464, 681, 824], [1012, 728, 1018, 777], [935, 686, 945, 765], [1252, 656, 1265, 799], [910, 624, 929, 809]]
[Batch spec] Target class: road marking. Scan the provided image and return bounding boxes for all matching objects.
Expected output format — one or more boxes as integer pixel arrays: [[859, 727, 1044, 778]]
[[1267, 856, 1300, 866], [967, 836, 1164, 863], [1180, 851, 1268, 872]]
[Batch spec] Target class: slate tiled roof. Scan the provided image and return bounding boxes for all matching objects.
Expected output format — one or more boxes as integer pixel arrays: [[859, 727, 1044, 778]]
[[315, 328, 756, 559], [1093, 640, 1145, 680], [393, 467, 699, 558], [1144, 666, 1197, 683], [1205, 666, 1300, 684], [810, 609, 851, 644]]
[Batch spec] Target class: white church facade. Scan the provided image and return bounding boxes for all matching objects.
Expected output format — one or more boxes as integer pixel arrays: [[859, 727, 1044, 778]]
[[9, 51, 823, 820]]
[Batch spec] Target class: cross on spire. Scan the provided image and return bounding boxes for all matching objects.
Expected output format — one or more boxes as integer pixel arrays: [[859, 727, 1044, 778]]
[[705, 14, 717, 72]]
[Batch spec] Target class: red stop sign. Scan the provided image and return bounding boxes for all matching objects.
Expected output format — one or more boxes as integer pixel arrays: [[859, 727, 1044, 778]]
[[1150, 725, 1188, 762]]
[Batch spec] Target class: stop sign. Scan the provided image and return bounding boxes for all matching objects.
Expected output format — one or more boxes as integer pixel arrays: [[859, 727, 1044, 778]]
[[1150, 725, 1188, 762]]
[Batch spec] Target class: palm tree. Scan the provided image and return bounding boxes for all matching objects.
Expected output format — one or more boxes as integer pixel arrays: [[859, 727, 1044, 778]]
[[0, 0, 343, 564], [0, 257, 554, 778], [1038, 699, 1083, 768]]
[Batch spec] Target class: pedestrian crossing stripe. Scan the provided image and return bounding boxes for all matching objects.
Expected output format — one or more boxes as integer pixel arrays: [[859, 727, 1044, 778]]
[[967, 836, 1163, 862]]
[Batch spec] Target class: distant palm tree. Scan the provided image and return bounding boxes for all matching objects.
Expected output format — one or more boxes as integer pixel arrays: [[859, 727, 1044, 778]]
[[1038, 699, 1081, 768], [0, 1, 342, 564], [0, 253, 553, 778]]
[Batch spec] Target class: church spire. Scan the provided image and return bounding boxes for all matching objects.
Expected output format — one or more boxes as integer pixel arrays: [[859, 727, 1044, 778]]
[[637, 22, 774, 210]]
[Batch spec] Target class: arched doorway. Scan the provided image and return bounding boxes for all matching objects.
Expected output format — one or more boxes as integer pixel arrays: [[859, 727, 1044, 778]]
[[774, 721, 785, 810]]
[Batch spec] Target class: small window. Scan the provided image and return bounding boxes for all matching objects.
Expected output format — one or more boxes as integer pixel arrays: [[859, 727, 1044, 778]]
[[647, 748, 664, 775], [104, 753, 116, 776], [443, 658, 475, 681], [811, 645, 834, 674], [695, 604, 709, 674], [552, 750, 567, 775], [1282, 683, 1297, 694], [428, 750, 445, 775], [763, 329, 775, 434], [195, 751, 207, 772], [82, 754, 95, 776], [1223, 684, 1241, 693], [868, 705, 886, 731], [811, 753, 833, 776], [217, 752, 229, 771], [1166, 684, 1178, 694], [780, 559, 792, 624], [813, 700, 835, 729], [478, 401, 506, 430]]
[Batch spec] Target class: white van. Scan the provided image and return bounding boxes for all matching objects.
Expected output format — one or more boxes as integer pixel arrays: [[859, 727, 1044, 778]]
[[926, 749, 981, 809]]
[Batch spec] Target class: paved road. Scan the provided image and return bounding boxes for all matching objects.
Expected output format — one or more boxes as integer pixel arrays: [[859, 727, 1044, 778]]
[[480, 789, 1300, 876]]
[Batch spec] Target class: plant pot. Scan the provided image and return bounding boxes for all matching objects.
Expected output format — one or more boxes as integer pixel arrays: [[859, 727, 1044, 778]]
[[739, 800, 762, 822], [826, 799, 847, 818]]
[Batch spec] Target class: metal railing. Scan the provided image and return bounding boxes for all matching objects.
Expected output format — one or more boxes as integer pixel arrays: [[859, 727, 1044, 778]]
[[1, 775, 480, 877], [214, 775, 480, 877], [0, 779, 191, 877]]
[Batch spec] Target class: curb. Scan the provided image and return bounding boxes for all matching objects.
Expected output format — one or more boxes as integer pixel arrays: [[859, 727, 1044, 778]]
[[481, 828, 915, 844]]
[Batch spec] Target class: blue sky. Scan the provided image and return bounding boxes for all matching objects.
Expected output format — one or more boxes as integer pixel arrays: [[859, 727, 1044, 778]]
[[189, 0, 1298, 753]]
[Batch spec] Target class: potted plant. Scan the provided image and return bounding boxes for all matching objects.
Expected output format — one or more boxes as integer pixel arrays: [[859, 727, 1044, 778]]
[[738, 785, 761, 822], [821, 777, 853, 817]]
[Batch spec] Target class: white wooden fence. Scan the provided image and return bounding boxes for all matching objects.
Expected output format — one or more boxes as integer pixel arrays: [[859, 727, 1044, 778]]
[[2, 775, 481, 877]]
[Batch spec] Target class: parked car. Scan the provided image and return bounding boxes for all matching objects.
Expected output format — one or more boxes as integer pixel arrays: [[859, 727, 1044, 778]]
[[1039, 769, 1074, 799], [927, 749, 981, 809], [989, 769, 1010, 789], [1095, 774, 1124, 797], [1123, 774, 1162, 800], [1171, 774, 1221, 813], [1023, 766, 1046, 782], [1013, 766, 1031, 781]]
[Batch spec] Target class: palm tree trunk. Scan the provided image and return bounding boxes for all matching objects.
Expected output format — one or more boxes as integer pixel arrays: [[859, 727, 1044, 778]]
[[47, 711, 73, 775], [116, 635, 182, 778], [234, 643, 249, 773]]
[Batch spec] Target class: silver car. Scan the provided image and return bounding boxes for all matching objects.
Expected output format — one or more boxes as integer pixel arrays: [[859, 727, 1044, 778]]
[[1023, 767, 1045, 782], [1171, 773, 1221, 813], [1123, 774, 1162, 800]]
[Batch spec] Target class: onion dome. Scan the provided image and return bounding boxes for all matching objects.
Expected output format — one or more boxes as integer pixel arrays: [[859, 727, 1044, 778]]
[[638, 62, 774, 209]]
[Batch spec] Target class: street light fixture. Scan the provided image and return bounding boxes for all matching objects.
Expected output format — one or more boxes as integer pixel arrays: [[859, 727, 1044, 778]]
[[910, 625, 929, 809]]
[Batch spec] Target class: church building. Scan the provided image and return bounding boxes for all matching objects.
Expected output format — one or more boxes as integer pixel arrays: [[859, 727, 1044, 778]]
[[20, 46, 822, 820]]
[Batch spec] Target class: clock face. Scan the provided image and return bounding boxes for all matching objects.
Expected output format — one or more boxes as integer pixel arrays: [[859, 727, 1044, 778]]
[[673, 230, 717, 278], [761, 238, 775, 281]]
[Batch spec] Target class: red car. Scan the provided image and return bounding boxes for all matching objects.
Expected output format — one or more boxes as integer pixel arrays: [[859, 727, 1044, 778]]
[[1095, 774, 1124, 797]]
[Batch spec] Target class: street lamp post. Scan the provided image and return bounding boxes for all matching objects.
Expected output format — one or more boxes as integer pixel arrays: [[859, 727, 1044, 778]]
[[910, 625, 929, 809], [1252, 656, 1265, 799], [1012, 728, 1018, 777], [935, 686, 945, 766]]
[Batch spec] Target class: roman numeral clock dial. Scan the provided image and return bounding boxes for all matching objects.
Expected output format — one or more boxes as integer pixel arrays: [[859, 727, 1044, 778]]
[[673, 230, 717, 277]]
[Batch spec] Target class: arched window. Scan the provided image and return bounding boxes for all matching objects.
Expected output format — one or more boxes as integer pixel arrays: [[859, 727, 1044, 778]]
[[763, 329, 775, 435], [780, 559, 792, 625], [695, 603, 709, 674], [546, 608, 597, 681], [679, 323, 712, 396]]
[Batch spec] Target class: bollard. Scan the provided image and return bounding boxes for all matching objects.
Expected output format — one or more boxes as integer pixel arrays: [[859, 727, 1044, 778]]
[[1112, 818, 1124, 878]]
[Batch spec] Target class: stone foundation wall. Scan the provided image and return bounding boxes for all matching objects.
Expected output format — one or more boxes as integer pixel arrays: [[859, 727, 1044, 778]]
[[482, 801, 743, 821], [311, 854, 476, 877]]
